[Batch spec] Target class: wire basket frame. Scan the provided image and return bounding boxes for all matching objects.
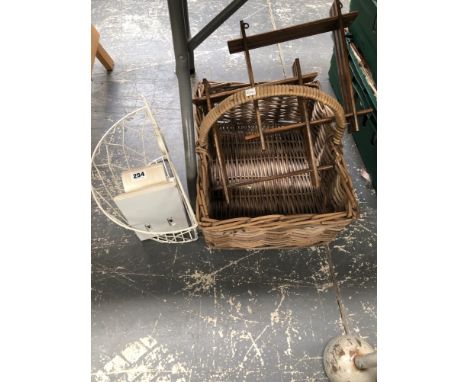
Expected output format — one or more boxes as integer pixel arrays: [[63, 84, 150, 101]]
[[91, 101, 198, 243]]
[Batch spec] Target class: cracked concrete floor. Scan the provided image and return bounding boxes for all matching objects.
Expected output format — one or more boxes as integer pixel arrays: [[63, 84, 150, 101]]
[[91, 0, 376, 381]]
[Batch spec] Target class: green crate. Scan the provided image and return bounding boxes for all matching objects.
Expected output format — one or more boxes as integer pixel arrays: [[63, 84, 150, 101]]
[[349, 0, 377, 84], [329, 38, 377, 189]]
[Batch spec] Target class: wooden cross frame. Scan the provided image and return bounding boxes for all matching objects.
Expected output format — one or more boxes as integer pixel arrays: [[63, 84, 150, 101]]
[[227, 0, 370, 133], [195, 1, 375, 202]]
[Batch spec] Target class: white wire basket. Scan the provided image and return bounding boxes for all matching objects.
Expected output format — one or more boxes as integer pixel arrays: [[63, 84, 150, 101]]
[[91, 101, 198, 243]]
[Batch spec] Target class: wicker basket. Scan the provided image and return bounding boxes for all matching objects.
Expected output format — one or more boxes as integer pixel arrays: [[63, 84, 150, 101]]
[[194, 81, 358, 249]]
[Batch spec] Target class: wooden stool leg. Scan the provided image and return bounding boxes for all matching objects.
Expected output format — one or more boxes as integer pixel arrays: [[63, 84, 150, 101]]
[[96, 43, 114, 71], [91, 25, 100, 70], [91, 25, 114, 72]]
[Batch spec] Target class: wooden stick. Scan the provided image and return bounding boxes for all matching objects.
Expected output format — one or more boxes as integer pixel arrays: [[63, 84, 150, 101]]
[[203, 79, 230, 204], [192, 72, 318, 104], [213, 165, 334, 191], [330, 0, 358, 132], [292, 58, 320, 188], [244, 108, 373, 141], [240, 20, 266, 151], [227, 11, 359, 54]]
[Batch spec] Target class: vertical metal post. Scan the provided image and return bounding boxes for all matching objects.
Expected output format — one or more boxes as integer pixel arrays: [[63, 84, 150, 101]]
[[181, 0, 195, 74], [167, 0, 197, 205]]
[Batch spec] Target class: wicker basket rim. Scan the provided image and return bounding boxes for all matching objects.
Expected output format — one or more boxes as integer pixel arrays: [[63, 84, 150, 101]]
[[197, 84, 346, 148]]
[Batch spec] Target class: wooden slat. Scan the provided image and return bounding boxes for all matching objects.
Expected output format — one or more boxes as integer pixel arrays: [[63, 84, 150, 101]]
[[330, 1, 358, 132], [227, 11, 358, 54], [243, 108, 373, 141], [192, 72, 318, 104], [203, 79, 230, 204], [213, 165, 334, 191], [292, 58, 320, 188], [240, 20, 266, 151]]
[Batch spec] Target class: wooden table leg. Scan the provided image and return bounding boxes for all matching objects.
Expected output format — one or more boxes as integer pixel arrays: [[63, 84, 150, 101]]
[[96, 43, 114, 71], [92, 25, 114, 72]]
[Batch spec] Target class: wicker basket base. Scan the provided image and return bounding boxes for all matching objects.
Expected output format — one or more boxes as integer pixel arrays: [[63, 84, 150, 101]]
[[200, 213, 353, 249], [208, 126, 341, 220]]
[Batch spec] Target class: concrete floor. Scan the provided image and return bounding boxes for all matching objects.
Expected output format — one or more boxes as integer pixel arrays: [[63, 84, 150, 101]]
[[91, 1, 377, 381]]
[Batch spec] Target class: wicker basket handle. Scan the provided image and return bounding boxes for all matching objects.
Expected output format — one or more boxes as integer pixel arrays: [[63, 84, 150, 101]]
[[197, 84, 346, 148]]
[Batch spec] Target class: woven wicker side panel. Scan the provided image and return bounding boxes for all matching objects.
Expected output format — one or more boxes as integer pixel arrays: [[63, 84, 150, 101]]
[[201, 218, 353, 249], [217, 96, 303, 126]]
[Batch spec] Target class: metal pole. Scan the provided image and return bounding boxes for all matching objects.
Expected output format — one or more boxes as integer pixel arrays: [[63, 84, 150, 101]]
[[354, 351, 377, 370], [167, 0, 197, 205], [181, 0, 195, 74], [188, 0, 249, 51]]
